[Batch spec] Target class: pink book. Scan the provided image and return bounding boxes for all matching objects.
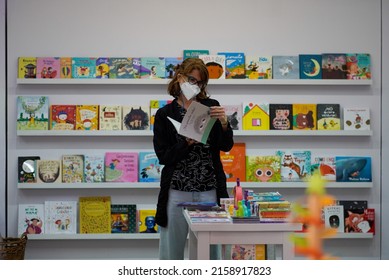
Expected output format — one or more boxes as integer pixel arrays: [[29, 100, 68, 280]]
[[105, 152, 138, 182], [36, 57, 60, 79]]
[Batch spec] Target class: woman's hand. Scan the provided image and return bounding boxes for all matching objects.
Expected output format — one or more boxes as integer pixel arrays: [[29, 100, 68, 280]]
[[210, 106, 228, 126]]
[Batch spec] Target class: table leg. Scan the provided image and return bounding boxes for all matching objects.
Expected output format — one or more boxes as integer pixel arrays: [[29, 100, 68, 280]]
[[188, 229, 197, 260], [196, 232, 210, 260], [282, 232, 294, 260]]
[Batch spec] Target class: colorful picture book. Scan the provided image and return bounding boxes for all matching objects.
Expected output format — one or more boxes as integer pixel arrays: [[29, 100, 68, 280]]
[[335, 156, 372, 182], [242, 102, 270, 130], [277, 150, 311, 182], [269, 104, 293, 130], [17, 96, 49, 130], [105, 152, 138, 182], [50, 105, 76, 130], [292, 104, 317, 130], [62, 154, 84, 183], [138, 151, 163, 182], [138, 209, 158, 233], [322, 53, 347, 79], [323, 205, 344, 233], [18, 204, 45, 235], [246, 155, 281, 182], [75, 105, 99, 130], [245, 56, 272, 79], [183, 49, 209, 59], [123, 105, 150, 130], [165, 57, 183, 79], [95, 57, 110, 79], [299, 54, 322, 79], [311, 156, 336, 182], [272, 56, 299, 79], [198, 55, 226, 79], [72, 57, 96, 78], [44, 201, 77, 234], [343, 107, 370, 130], [109, 57, 134, 79], [60, 57, 72, 78], [220, 143, 246, 182], [36, 160, 62, 183], [316, 104, 341, 130], [18, 57, 37, 78], [84, 154, 105, 183], [111, 204, 137, 233], [99, 105, 122, 130], [223, 104, 243, 130], [346, 53, 371, 80], [36, 57, 60, 79], [140, 57, 165, 79], [79, 196, 111, 234], [217, 52, 245, 79], [226, 244, 266, 260], [18, 156, 40, 183], [132, 57, 141, 79], [150, 100, 172, 130]]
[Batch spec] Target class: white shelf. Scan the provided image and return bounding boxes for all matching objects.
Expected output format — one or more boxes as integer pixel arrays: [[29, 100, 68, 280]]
[[16, 78, 372, 86], [27, 233, 160, 240], [17, 130, 154, 136], [294, 232, 374, 239]]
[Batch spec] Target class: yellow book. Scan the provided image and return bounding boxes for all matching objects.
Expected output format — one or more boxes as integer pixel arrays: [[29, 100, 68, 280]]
[[60, 57, 72, 78], [292, 104, 317, 130], [76, 105, 99, 130], [79, 196, 111, 234], [18, 57, 37, 79], [138, 209, 158, 233], [242, 102, 269, 130]]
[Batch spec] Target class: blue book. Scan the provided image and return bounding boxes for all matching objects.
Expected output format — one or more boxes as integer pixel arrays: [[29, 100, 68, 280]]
[[165, 57, 183, 79], [138, 151, 163, 182], [272, 56, 299, 79], [335, 156, 372, 182], [299, 54, 322, 79], [217, 52, 245, 79], [72, 57, 96, 78]]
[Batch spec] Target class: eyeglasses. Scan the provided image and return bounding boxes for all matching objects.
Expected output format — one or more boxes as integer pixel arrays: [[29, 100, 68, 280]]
[[185, 75, 205, 89]]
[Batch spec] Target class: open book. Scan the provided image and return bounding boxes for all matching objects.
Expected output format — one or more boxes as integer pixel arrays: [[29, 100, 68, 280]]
[[167, 101, 216, 144]]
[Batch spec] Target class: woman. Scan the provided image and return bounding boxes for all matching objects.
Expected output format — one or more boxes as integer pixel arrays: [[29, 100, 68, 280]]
[[153, 58, 234, 259]]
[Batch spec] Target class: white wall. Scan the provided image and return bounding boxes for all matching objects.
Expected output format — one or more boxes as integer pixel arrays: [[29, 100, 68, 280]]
[[7, 0, 382, 259]]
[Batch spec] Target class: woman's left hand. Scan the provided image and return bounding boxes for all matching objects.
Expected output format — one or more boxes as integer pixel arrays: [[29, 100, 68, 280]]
[[210, 106, 228, 125]]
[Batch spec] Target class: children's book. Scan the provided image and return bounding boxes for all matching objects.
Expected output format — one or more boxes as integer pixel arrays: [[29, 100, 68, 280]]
[[140, 57, 165, 79], [18, 156, 40, 183], [84, 154, 105, 183], [269, 104, 293, 130], [343, 107, 370, 130], [217, 52, 245, 79], [183, 49, 209, 59], [138, 151, 163, 182], [109, 57, 134, 79], [138, 209, 158, 233], [220, 143, 246, 182], [95, 57, 110, 79], [150, 100, 172, 130], [36, 160, 62, 183], [272, 56, 299, 79], [17, 96, 49, 130], [346, 53, 371, 80], [165, 57, 183, 79], [105, 152, 138, 182], [99, 105, 122, 130], [299, 54, 322, 79], [62, 154, 84, 183], [18, 57, 37, 78], [322, 53, 347, 79], [292, 104, 317, 130], [316, 104, 340, 130], [111, 204, 137, 233], [276, 150, 311, 182], [122, 105, 150, 130], [242, 102, 270, 130], [72, 57, 96, 78], [362, 208, 375, 234], [79, 196, 111, 234], [75, 105, 99, 130], [18, 204, 44, 235], [132, 57, 141, 79], [246, 155, 281, 183], [323, 205, 344, 233], [223, 104, 243, 130], [60, 57, 72, 78], [44, 201, 77, 234], [335, 156, 372, 182], [36, 57, 60, 79], [245, 56, 272, 79], [50, 105, 76, 130], [311, 156, 336, 182], [336, 200, 368, 233], [198, 55, 226, 79], [226, 244, 266, 260]]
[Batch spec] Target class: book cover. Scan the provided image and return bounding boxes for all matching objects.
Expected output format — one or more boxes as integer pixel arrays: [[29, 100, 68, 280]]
[[228, 244, 266, 260], [72, 57, 96, 78], [18, 156, 40, 183], [242, 102, 270, 130], [17, 96, 49, 130], [123, 105, 150, 130], [75, 105, 99, 130], [36, 57, 60, 79], [269, 104, 293, 130], [18, 204, 44, 235], [36, 160, 62, 183], [324, 205, 344, 233], [150, 100, 172, 130], [109, 57, 134, 79], [84, 154, 105, 183], [311, 156, 336, 182], [132, 57, 141, 79], [198, 55, 226, 79], [50, 105, 76, 130], [138, 151, 163, 182], [99, 105, 122, 130], [140, 57, 165, 79], [362, 208, 375, 234], [343, 107, 370, 130], [316, 104, 341, 130], [138, 209, 158, 233], [44, 201, 77, 234], [272, 55, 299, 79], [245, 56, 272, 79], [220, 143, 246, 182], [79, 196, 111, 234], [276, 150, 311, 182], [165, 57, 183, 79], [62, 154, 84, 183], [337, 200, 368, 233], [183, 49, 209, 59], [346, 53, 371, 80], [18, 57, 37, 78], [105, 152, 138, 182], [335, 156, 372, 182], [299, 54, 322, 79], [223, 104, 243, 130], [217, 52, 245, 79], [111, 204, 137, 233], [322, 53, 347, 79], [292, 103, 317, 130], [246, 155, 281, 182], [60, 57, 72, 78], [95, 57, 110, 79]]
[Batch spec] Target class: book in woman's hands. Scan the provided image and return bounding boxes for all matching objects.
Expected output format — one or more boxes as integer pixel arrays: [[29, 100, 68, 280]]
[[167, 101, 216, 144]]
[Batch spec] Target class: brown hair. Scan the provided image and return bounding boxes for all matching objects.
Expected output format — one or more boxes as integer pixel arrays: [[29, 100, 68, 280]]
[[167, 58, 209, 99]]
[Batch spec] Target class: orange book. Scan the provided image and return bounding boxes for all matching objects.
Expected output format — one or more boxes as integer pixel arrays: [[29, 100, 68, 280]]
[[220, 143, 246, 182]]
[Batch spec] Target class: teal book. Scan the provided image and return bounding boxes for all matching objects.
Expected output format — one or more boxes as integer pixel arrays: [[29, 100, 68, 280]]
[[109, 57, 134, 79], [299, 54, 322, 79], [140, 57, 165, 79], [183, 49, 209, 60], [138, 151, 163, 182], [72, 57, 96, 78], [217, 52, 245, 79], [346, 53, 371, 80]]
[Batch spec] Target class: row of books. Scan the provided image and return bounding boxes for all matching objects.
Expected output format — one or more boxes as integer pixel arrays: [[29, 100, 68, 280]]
[[18, 52, 371, 80], [18, 198, 158, 235]]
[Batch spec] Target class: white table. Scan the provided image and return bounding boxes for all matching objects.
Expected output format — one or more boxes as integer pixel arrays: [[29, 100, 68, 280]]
[[183, 209, 302, 260]]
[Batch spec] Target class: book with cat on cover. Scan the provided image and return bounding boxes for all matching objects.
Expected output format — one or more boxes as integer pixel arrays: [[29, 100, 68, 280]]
[[335, 156, 372, 182], [84, 154, 105, 183], [269, 104, 293, 130], [18, 204, 44, 235], [217, 52, 245, 79], [311, 156, 336, 182], [323, 205, 344, 233], [140, 57, 165, 79], [138, 209, 158, 233], [139, 151, 163, 182], [50, 105, 76, 130], [17, 96, 49, 130], [223, 104, 242, 130], [79, 196, 111, 234], [316, 104, 341, 130], [299, 54, 322, 79], [272, 56, 299, 79], [18, 156, 40, 183], [150, 100, 172, 130], [183, 49, 209, 60], [276, 150, 311, 182], [165, 57, 183, 79], [75, 105, 99, 130], [246, 155, 281, 183], [105, 152, 138, 182], [36, 160, 62, 183], [322, 53, 347, 79], [292, 104, 317, 130], [111, 204, 137, 233], [72, 57, 96, 78], [62, 154, 84, 183], [122, 105, 150, 130], [198, 55, 226, 79], [220, 143, 246, 182], [336, 200, 368, 233], [95, 57, 110, 79], [99, 105, 122, 130], [18, 57, 37, 78], [109, 57, 134, 79], [44, 201, 77, 234], [242, 102, 270, 130], [60, 57, 72, 78], [245, 56, 272, 79], [343, 107, 370, 130], [36, 57, 60, 79], [346, 53, 371, 80]]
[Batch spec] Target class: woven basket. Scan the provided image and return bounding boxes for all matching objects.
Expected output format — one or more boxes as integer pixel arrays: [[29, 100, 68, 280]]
[[0, 234, 28, 260]]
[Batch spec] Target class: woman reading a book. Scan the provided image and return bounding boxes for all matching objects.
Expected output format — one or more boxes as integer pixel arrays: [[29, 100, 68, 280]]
[[153, 58, 234, 260]]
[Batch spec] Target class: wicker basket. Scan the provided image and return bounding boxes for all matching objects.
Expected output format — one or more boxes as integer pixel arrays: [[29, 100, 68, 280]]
[[0, 234, 28, 260]]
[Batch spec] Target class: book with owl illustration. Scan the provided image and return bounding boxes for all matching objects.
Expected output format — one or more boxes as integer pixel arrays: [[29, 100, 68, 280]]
[[122, 105, 150, 130], [198, 55, 226, 79], [36, 57, 60, 79], [95, 57, 110, 79], [269, 104, 293, 130], [346, 53, 371, 80], [36, 160, 62, 183], [44, 201, 77, 234], [242, 102, 269, 130], [72, 57, 96, 78], [299, 54, 322, 79], [50, 105, 76, 130], [245, 56, 272, 79], [60, 57, 72, 78], [220, 143, 246, 182], [140, 57, 165, 79], [75, 105, 99, 130], [108, 57, 134, 79], [165, 57, 183, 78], [84, 154, 105, 183], [18, 204, 45, 235], [111, 204, 137, 233], [292, 104, 317, 130], [79, 196, 111, 234], [99, 105, 122, 130], [139, 151, 163, 182], [316, 104, 340, 130], [18, 156, 40, 183], [311, 156, 336, 182], [343, 107, 370, 130], [17, 96, 49, 130], [183, 49, 209, 59], [18, 57, 37, 78], [150, 100, 172, 130], [276, 150, 311, 182], [62, 154, 84, 183], [223, 104, 243, 130], [105, 152, 138, 182], [217, 52, 245, 79], [322, 53, 347, 79], [246, 155, 281, 183], [272, 56, 299, 79]]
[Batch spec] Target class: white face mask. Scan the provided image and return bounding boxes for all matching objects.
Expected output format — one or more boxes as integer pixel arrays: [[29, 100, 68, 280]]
[[180, 81, 201, 101]]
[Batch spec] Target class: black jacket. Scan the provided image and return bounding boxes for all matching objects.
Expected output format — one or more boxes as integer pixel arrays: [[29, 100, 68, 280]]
[[153, 98, 234, 227]]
